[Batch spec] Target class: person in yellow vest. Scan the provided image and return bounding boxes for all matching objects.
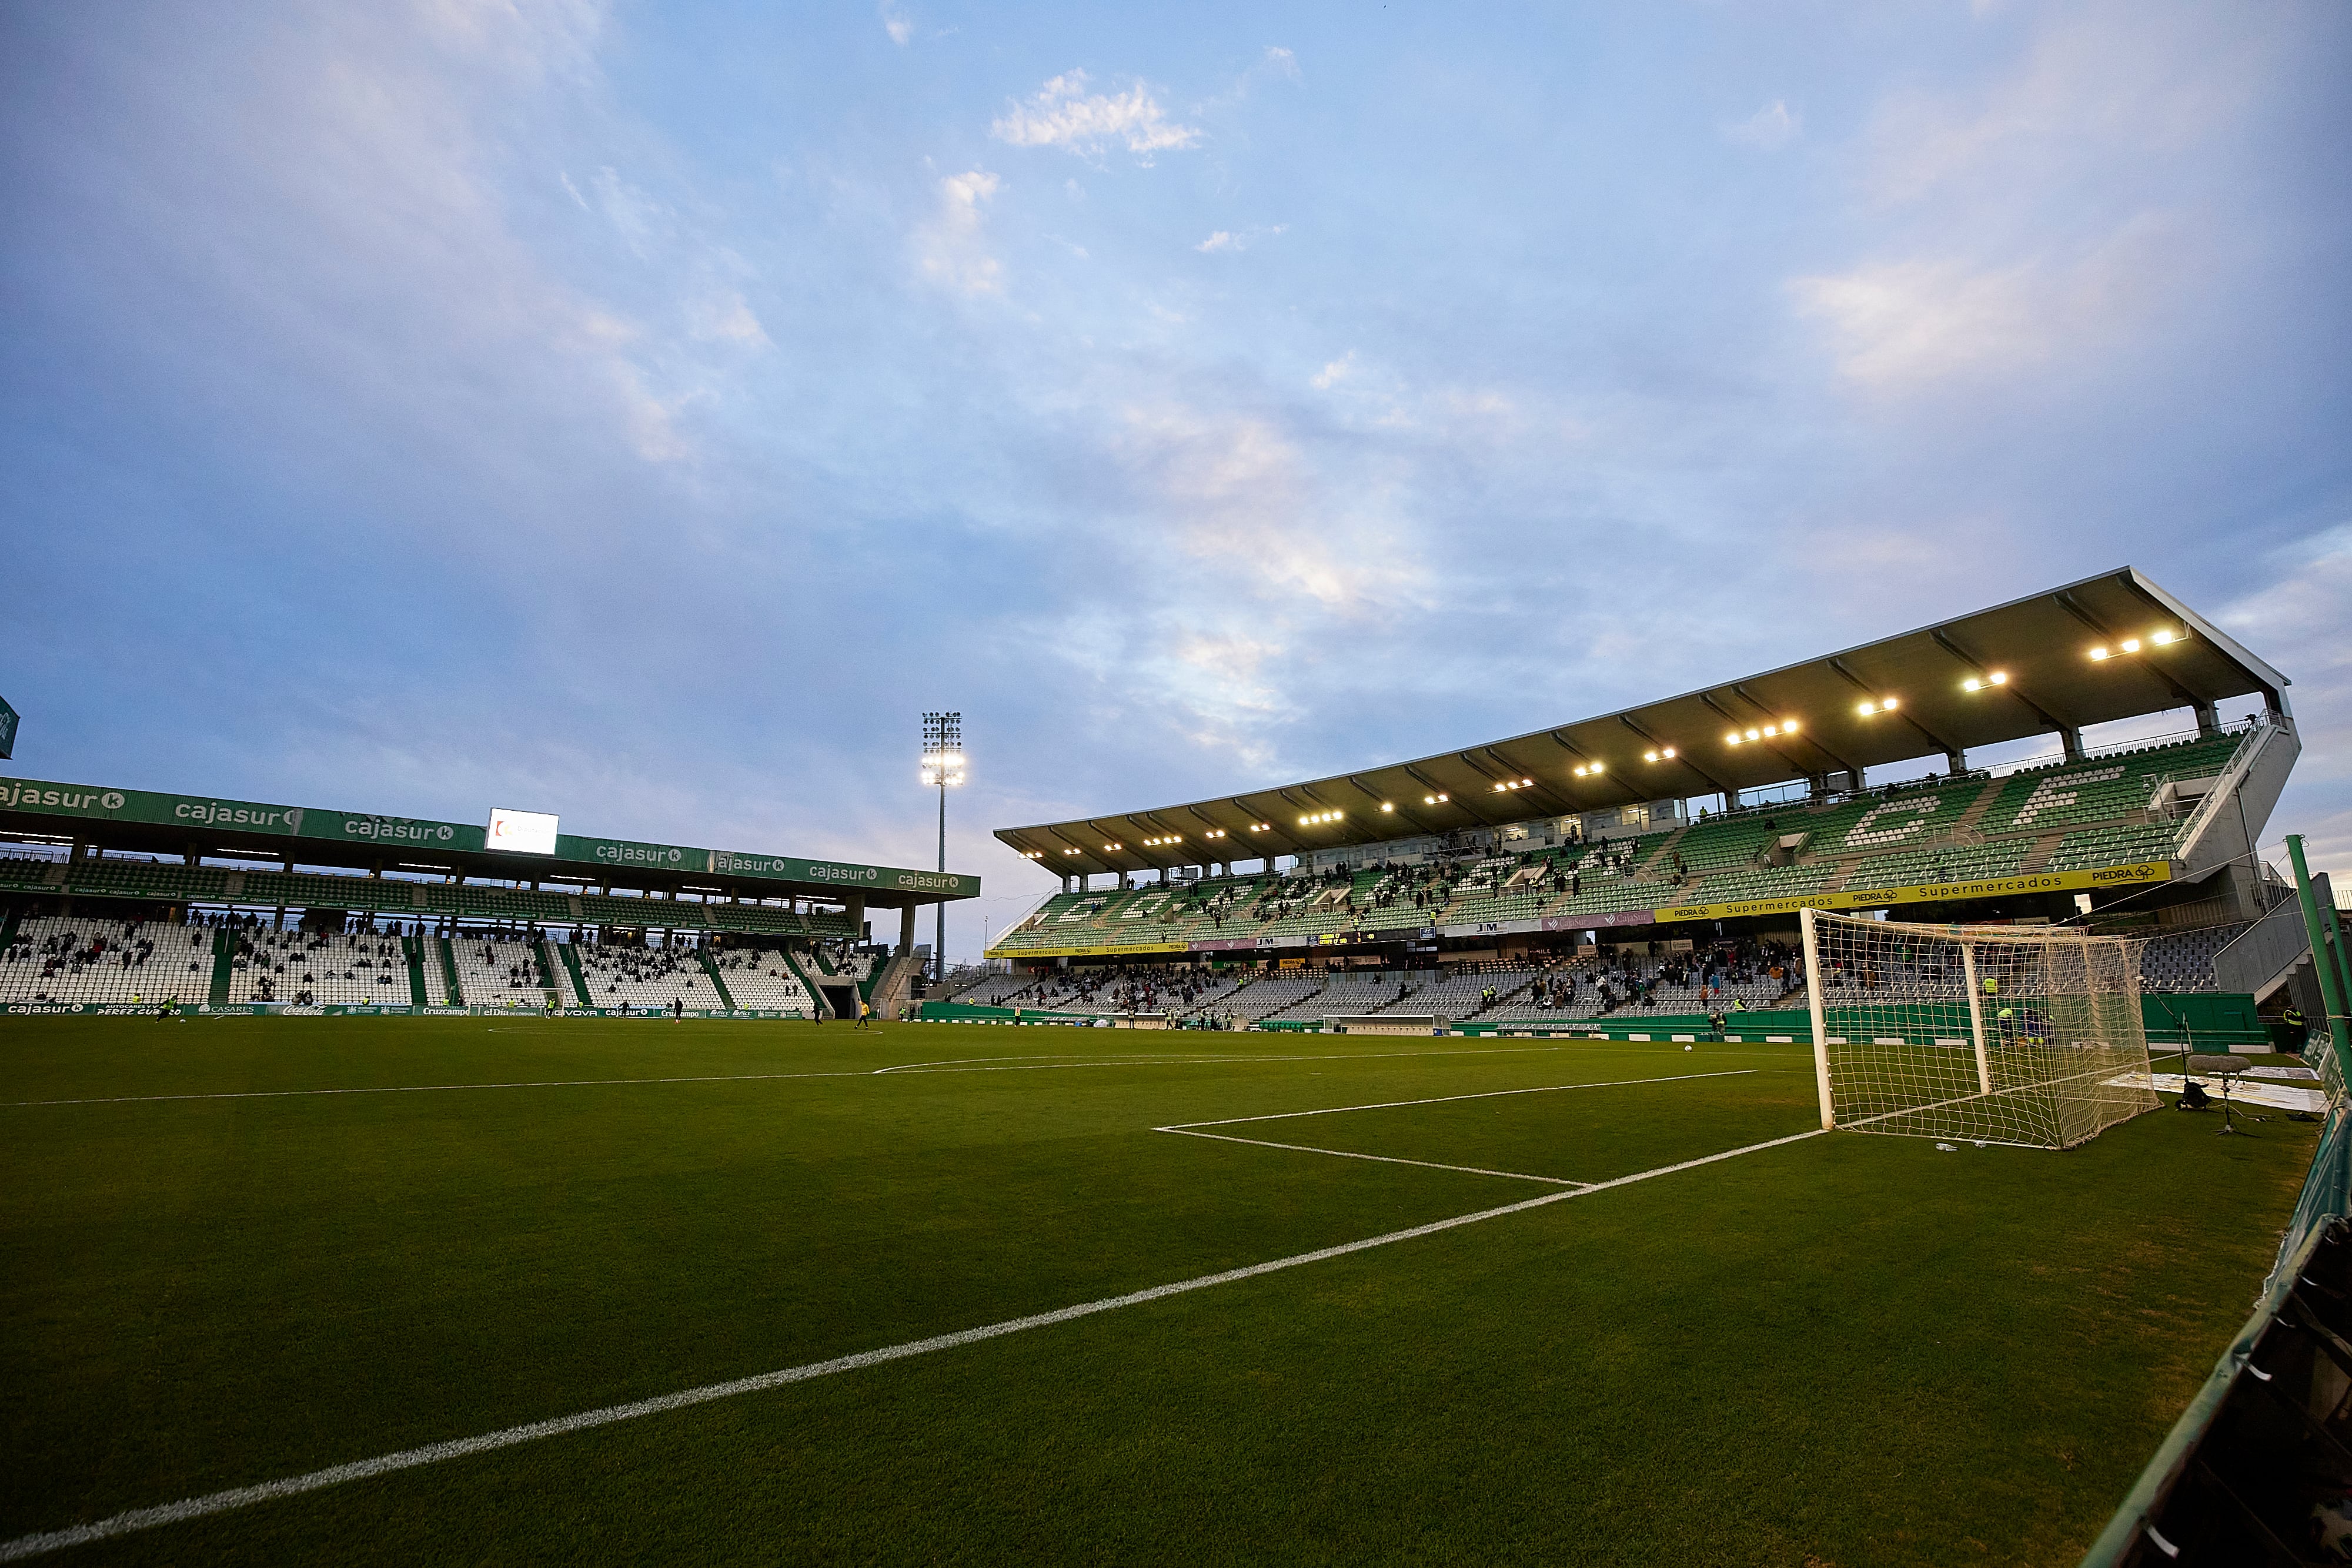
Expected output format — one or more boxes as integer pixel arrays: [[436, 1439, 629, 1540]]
[[857, 997, 873, 1029]]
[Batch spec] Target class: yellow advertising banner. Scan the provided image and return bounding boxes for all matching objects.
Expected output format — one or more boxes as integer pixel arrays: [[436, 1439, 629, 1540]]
[[1647, 861, 2171, 925]]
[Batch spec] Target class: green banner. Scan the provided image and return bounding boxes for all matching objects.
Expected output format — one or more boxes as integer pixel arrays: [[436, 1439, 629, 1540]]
[[0, 696, 16, 760], [0, 777, 977, 898]]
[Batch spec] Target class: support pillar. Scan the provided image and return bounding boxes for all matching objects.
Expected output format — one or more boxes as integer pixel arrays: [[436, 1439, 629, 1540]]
[[2060, 727, 2085, 763], [1945, 748, 1968, 777], [898, 904, 917, 957], [847, 895, 866, 942], [2194, 700, 2220, 738]]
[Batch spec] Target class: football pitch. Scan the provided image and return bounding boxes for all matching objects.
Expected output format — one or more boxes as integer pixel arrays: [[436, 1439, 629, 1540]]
[[0, 1016, 2318, 1565]]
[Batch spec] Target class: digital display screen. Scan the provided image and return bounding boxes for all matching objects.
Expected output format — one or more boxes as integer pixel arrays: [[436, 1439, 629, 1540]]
[[486, 807, 559, 855]]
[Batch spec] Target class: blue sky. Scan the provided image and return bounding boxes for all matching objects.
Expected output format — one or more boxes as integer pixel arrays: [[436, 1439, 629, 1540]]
[[3, 0, 2347, 956]]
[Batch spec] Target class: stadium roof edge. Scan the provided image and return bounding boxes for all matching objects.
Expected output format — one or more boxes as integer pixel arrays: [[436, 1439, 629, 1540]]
[[0, 777, 978, 907], [994, 567, 2288, 877]]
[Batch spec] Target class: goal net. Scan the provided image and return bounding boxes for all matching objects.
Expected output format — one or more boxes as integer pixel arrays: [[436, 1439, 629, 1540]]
[[1799, 907, 2159, 1149]]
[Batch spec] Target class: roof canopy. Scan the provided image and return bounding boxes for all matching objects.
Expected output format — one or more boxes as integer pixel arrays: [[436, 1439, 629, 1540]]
[[995, 567, 2287, 878], [0, 777, 978, 908]]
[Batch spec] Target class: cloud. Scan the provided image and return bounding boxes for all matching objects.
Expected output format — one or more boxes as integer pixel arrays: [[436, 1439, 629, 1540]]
[[1863, 8, 2264, 206], [2217, 525, 2352, 884], [687, 292, 770, 347], [990, 71, 1201, 162], [1194, 224, 1285, 254], [1310, 352, 1356, 390], [1113, 403, 1421, 614], [878, 1, 912, 46], [1261, 46, 1301, 81], [1726, 99, 1800, 150], [917, 169, 1004, 295], [589, 165, 669, 257], [1789, 214, 2185, 390]]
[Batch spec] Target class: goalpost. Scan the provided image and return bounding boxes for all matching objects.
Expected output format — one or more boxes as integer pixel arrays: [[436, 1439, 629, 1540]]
[[1798, 907, 2160, 1149]]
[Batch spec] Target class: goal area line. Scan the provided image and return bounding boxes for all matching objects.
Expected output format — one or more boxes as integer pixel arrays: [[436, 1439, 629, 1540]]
[[0, 1123, 1826, 1563]]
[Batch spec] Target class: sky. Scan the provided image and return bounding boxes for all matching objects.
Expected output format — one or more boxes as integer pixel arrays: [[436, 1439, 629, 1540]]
[[2, 0, 2347, 959]]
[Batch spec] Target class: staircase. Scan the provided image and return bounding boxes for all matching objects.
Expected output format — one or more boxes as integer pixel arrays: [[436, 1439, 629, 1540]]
[[783, 950, 834, 1018], [208, 928, 233, 1005], [1950, 775, 2009, 835], [533, 943, 567, 1008], [2018, 831, 2068, 874], [557, 942, 593, 1007], [435, 937, 463, 1005], [698, 948, 737, 1012], [867, 953, 923, 1020], [403, 935, 429, 1005], [1633, 825, 1693, 880]]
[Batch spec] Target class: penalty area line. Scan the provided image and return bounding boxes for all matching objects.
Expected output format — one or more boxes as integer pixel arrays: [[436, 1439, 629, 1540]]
[[0, 1124, 1825, 1562], [1157, 1126, 1590, 1186], [1164, 1067, 1758, 1129]]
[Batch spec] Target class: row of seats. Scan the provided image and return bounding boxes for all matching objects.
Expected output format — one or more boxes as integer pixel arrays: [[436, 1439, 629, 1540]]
[[227, 929, 410, 1006], [0, 916, 208, 1005], [449, 934, 555, 1008], [707, 949, 814, 1012]]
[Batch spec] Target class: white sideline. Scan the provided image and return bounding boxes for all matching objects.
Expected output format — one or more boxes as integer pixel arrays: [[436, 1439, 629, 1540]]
[[1159, 1126, 1590, 1186], [0, 1124, 1825, 1562], [1162, 1068, 1758, 1129]]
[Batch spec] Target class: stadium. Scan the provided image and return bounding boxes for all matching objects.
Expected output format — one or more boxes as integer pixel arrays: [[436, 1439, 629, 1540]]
[[964, 569, 2315, 1048], [5, 566, 2351, 1566], [0, 783, 978, 1024]]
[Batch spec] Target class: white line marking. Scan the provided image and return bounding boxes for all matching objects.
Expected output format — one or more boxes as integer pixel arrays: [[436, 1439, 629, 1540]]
[[0, 1124, 1825, 1561], [1157, 1126, 1590, 1186], [1164, 1068, 1758, 1129]]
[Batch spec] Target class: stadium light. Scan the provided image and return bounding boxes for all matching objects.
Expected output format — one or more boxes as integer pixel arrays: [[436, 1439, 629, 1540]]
[[2120, 638, 2141, 653], [921, 711, 963, 982], [1380, 802, 1394, 813], [2151, 628, 2177, 645], [1725, 731, 1742, 745], [2089, 646, 2110, 660], [1746, 727, 1761, 740], [1782, 718, 1799, 733]]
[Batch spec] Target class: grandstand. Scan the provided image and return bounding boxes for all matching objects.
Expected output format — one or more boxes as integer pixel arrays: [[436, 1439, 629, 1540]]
[[984, 569, 2312, 1030], [0, 781, 976, 1016]]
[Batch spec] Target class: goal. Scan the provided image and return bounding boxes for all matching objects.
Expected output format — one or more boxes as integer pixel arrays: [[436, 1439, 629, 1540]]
[[1798, 907, 2160, 1149]]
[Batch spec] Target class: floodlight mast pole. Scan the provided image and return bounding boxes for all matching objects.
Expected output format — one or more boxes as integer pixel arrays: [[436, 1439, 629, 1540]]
[[921, 711, 961, 985]]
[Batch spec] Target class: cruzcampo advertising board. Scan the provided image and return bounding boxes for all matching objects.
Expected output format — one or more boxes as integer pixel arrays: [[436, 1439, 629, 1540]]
[[0, 777, 978, 898]]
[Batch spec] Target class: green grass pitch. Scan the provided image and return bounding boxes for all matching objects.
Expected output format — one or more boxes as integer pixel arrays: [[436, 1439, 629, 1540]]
[[0, 1015, 2317, 1565]]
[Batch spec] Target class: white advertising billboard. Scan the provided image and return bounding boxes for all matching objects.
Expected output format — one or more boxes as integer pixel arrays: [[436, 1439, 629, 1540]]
[[486, 807, 559, 855]]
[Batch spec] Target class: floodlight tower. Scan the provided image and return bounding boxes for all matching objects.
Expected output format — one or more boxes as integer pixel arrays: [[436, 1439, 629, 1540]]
[[920, 711, 964, 982]]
